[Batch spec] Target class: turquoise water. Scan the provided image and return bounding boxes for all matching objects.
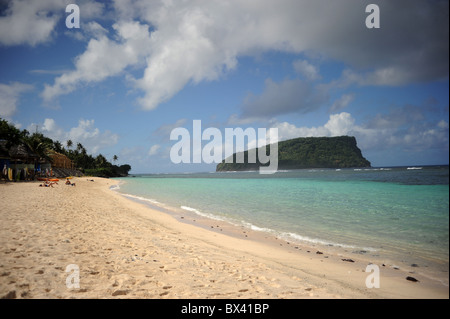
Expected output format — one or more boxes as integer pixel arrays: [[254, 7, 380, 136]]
[[115, 166, 449, 272]]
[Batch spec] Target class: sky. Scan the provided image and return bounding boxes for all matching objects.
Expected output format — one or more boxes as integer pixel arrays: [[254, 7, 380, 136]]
[[0, 0, 448, 173]]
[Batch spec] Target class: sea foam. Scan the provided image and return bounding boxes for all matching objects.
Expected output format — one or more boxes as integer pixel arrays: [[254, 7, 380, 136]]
[[181, 206, 226, 222], [123, 193, 161, 205]]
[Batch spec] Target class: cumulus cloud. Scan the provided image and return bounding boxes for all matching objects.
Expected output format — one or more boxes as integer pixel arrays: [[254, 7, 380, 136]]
[[0, 0, 64, 46], [29, 118, 119, 154], [0, 82, 33, 119], [68, 119, 118, 153], [0, 0, 105, 46], [273, 113, 353, 141], [42, 20, 153, 102], [65, 21, 109, 42], [272, 108, 449, 155], [361, 105, 449, 152], [324, 112, 356, 136], [78, 0, 105, 19], [38, 0, 447, 110]]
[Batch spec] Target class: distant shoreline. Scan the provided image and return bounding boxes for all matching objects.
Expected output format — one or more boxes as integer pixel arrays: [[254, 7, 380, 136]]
[[127, 164, 449, 176]]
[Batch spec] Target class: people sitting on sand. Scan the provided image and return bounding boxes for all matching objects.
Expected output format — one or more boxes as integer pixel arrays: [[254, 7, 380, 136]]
[[65, 178, 76, 186]]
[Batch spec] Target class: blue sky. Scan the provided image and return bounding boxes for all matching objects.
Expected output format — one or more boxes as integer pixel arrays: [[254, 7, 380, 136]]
[[0, 0, 448, 173]]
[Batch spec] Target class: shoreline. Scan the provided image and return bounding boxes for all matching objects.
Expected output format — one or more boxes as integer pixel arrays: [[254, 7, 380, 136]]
[[0, 177, 448, 299], [114, 177, 449, 288]]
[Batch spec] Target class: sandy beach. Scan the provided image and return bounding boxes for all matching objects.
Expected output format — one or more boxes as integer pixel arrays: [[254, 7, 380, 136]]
[[0, 177, 448, 299]]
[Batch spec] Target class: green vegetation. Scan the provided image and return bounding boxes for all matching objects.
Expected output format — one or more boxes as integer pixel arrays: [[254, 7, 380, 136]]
[[216, 136, 371, 171], [84, 164, 131, 178], [1, 118, 131, 177]]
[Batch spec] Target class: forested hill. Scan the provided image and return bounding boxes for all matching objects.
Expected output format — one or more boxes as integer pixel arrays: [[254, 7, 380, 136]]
[[216, 136, 371, 171]]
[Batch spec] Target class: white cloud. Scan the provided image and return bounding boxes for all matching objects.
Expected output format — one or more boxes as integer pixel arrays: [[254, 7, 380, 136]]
[[84, 21, 109, 39], [66, 21, 109, 42], [0, 0, 64, 46], [41, 118, 64, 136], [78, 0, 105, 19], [0, 82, 33, 119], [68, 119, 119, 154], [324, 112, 356, 136], [275, 113, 377, 148], [293, 59, 321, 81], [273, 116, 338, 141], [0, 0, 105, 47], [272, 109, 449, 154], [39, 0, 447, 110], [29, 118, 119, 154], [42, 20, 153, 102], [148, 144, 161, 156], [438, 120, 449, 130], [329, 93, 355, 113]]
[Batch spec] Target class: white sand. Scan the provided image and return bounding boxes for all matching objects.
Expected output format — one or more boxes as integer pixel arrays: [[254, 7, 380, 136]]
[[0, 178, 447, 299]]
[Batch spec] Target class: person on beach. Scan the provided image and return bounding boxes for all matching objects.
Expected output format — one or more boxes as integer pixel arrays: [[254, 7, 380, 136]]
[[65, 178, 76, 186], [39, 181, 55, 187]]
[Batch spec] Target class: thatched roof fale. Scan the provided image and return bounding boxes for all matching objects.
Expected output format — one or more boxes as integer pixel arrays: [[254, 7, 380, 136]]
[[0, 140, 39, 161]]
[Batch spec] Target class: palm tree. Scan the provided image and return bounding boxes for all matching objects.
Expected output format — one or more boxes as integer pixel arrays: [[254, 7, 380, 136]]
[[95, 154, 107, 168], [1, 118, 26, 149], [113, 155, 118, 163], [66, 140, 73, 150], [53, 141, 64, 153], [24, 133, 53, 164]]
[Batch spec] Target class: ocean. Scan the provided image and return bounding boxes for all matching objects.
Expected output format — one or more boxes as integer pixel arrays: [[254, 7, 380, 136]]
[[114, 166, 449, 281]]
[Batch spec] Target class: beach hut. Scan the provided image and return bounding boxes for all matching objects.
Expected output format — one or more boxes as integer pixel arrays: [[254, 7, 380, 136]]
[[50, 151, 74, 170], [0, 140, 11, 180], [0, 140, 39, 181]]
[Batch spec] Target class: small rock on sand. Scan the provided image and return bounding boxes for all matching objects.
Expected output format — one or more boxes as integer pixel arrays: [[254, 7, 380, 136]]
[[406, 276, 419, 282], [341, 259, 355, 262]]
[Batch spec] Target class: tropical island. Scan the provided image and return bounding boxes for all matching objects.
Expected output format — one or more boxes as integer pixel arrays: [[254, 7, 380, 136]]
[[0, 118, 131, 180], [216, 136, 371, 171]]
